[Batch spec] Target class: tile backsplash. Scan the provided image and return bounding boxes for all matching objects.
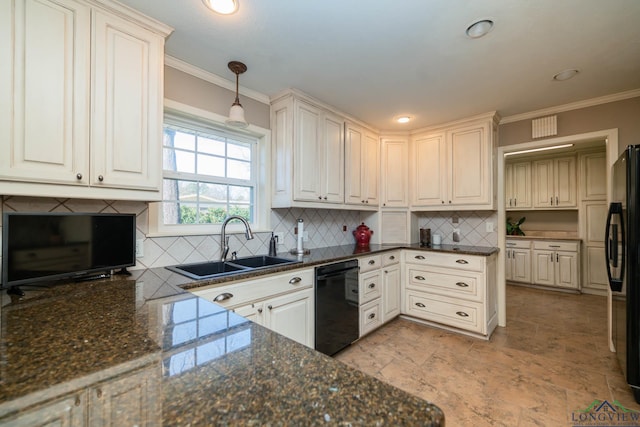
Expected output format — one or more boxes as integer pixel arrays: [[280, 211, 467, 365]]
[[416, 210, 498, 247], [0, 196, 365, 272]]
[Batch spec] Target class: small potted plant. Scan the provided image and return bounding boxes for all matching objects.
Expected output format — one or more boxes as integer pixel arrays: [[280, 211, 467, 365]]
[[506, 217, 526, 236]]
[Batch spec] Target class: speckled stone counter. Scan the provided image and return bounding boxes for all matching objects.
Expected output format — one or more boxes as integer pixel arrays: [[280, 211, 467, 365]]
[[0, 265, 445, 425]]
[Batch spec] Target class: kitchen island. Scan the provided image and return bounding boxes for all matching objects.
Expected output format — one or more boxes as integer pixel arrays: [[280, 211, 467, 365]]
[[0, 244, 456, 425]]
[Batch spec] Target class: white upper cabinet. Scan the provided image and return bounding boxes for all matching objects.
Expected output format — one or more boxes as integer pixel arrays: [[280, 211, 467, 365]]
[[345, 122, 379, 207], [0, 0, 172, 200], [411, 112, 498, 210], [505, 161, 532, 210], [580, 151, 607, 200], [381, 138, 409, 207], [532, 156, 577, 208], [271, 92, 346, 208]]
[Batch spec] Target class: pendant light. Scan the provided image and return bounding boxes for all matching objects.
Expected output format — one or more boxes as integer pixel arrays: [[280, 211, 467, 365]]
[[226, 61, 249, 128]]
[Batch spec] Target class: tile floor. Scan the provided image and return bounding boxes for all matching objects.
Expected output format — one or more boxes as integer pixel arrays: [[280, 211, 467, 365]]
[[336, 285, 640, 426]]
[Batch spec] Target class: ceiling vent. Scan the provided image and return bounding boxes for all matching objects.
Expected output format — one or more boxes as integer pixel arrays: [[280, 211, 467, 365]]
[[532, 115, 557, 139]]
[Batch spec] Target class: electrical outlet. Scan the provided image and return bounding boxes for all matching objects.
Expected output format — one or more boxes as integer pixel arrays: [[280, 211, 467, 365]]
[[485, 222, 494, 233], [452, 228, 460, 242], [274, 231, 285, 246], [135, 238, 144, 257]]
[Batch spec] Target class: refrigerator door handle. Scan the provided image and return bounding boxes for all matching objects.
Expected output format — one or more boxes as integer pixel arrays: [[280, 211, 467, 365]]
[[605, 202, 624, 292]]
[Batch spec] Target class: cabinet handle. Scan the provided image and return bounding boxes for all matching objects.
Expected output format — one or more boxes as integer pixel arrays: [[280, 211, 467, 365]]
[[448, 200, 452, 204], [455, 282, 469, 288], [415, 302, 426, 308], [556, 253, 559, 262], [441, 200, 445, 204], [366, 200, 369, 204], [550, 254, 553, 262], [289, 277, 302, 284], [456, 311, 469, 318], [268, 305, 273, 310], [368, 260, 375, 265], [352, 289, 358, 294], [415, 255, 425, 260], [456, 259, 469, 264], [383, 203, 386, 206], [549, 245, 561, 248], [318, 196, 322, 200], [213, 292, 234, 302], [368, 313, 376, 320], [514, 198, 517, 206], [415, 275, 425, 281], [96, 388, 103, 398], [76, 173, 83, 180], [384, 270, 388, 274], [361, 200, 365, 203], [368, 283, 376, 289], [75, 396, 82, 406], [258, 308, 263, 313], [324, 196, 327, 200], [98, 175, 104, 182], [389, 255, 395, 260], [509, 198, 512, 207], [556, 196, 559, 205]]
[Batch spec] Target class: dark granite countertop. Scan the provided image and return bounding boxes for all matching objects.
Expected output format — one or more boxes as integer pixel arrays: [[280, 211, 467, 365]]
[[0, 250, 445, 425]]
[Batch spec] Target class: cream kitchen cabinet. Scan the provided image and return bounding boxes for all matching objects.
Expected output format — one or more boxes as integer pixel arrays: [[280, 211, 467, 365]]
[[505, 161, 532, 209], [380, 138, 409, 207], [271, 91, 345, 208], [411, 112, 498, 210], [345, 122, 380, 208], [191, 268, 315, 347], [505, 239, 532, 283], [0, 0, 171, 201], [579, 151, 607, 200], [532, 156, 577, 208], [381, 251, 401, 322], [532, 240, 580, 290], [403, 250, 498, 338]]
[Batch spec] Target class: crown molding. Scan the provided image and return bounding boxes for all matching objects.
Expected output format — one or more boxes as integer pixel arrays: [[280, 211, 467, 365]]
[[164, 55, 271, 105], [500, 88, 640, 124]]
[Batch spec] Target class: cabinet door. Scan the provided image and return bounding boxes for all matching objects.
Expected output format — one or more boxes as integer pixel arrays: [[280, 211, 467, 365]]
[[322, 113, 345, 203], [580, 151, 607, 200], [555, 251, 579, 289], [0, 0, 90, 185], [505, 164, 514, 209], [511, 162, 532, 209], [505, 250, 514, 281], [448, 123, 491, 206], [363, 132, 379, 205], [89, 365, 160, 427], [585, 246, 608, 292], [554, 156, 577, 207], [291, 100, 322, 201], [382, 265, 401, 322], [512, 248, 531, 283], [344, 124, 364, 204], [412, 133, 447, 206], [91, 10, 163, 191], [0, 393, 85, 427], [265, 288, 314, 347], [532, 160, 554, 208], [381, 139, 409, 207], [532, 249, 555, 286], [233, 303, 261, 323]]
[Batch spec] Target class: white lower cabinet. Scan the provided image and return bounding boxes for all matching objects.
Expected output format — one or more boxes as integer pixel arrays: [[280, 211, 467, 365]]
[[532, 241, 580, 290], [191, 269, 315, 348], [505, 239, 532, 283], [403, 250, 497, 338], [382, 263, 401, 322]]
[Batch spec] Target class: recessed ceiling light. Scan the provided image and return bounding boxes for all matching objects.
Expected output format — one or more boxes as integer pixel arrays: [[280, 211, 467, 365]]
[[466, 19, 494, 38], [553, 69, 580, 81], [202, 0, 239, 15], [394, 115, 413, 124]]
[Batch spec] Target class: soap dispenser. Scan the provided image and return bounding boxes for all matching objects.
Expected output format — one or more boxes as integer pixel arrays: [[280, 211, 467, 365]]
[[268, 232, 277, 257]]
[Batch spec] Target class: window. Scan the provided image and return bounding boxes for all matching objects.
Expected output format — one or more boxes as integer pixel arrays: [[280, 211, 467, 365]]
[[149, 101, 270, 236]]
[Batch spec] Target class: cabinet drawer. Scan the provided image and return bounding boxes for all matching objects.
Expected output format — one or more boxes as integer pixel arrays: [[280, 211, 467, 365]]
[[405, 291, 483, 334], [406, 268, 481, 301], [405, 250, 484, 272], [382, 251, 400, 267], [533, 241, 579, 252], [359, 254, 382, 273], [192, 269, 314, 309], [360, 298, 382, 337], [359, 270, 382, 304], [506, 239, 531, 250]]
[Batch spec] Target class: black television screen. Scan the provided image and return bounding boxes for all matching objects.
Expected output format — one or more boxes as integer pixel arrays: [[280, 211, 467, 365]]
[[1, 212, 136, 287]]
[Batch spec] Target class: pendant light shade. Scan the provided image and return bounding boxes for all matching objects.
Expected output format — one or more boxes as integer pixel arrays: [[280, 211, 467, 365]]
[[225, 61, 249, 129]]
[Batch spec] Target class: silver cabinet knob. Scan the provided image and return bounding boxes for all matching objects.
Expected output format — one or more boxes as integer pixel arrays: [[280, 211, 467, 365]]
[[368, 283, 376, 289], [76, 173, 83, 180], [268, 305, 273, 310], [368, 313, 375, 319], [257, 308, 263, 313], [98, 175, 104, 182], [289, 277, 302, 284]]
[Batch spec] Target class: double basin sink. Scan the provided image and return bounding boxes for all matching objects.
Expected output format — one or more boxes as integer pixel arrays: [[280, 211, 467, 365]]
[[166, 255, 301, 281]]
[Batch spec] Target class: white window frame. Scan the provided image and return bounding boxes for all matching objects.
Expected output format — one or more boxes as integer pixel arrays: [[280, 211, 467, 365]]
[[148, 100, 271, 237]]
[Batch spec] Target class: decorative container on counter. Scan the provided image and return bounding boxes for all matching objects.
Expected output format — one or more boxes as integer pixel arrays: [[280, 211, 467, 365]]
[[353, 222, 373, 247]]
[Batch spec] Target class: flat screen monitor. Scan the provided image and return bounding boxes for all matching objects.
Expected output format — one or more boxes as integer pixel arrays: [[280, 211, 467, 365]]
[[1, 212, 136, 287]]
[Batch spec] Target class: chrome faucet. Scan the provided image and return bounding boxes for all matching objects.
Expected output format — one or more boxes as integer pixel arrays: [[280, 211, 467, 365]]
[[220, 215, 254, 261]]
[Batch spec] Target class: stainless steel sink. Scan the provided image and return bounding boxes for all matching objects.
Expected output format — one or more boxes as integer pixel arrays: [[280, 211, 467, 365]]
[[166, 255, 300, 280]]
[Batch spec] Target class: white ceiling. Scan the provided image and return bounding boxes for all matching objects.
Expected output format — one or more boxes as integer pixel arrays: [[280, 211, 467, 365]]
[[118, 0, 640, 131]]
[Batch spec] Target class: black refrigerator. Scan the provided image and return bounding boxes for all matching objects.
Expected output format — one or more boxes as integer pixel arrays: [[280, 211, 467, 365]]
[[607, 144, 640, 402]]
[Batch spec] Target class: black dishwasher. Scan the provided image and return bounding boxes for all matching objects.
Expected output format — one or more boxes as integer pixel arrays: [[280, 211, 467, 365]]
[[315, 259, 360, 356]]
